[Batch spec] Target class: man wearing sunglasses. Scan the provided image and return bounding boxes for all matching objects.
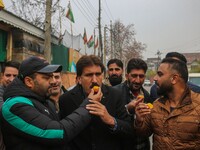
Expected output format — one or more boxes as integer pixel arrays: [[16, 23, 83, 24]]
[[114, 58, 151, 150]]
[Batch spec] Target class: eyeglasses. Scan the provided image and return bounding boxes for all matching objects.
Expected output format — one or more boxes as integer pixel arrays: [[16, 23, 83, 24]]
[[130, 74, 145, 79]]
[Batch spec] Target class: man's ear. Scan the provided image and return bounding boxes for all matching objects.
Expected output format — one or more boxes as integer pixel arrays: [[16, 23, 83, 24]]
[[171, 75, 178, 84], [24, 76, 34, 88], [77, 77, 82, 85]]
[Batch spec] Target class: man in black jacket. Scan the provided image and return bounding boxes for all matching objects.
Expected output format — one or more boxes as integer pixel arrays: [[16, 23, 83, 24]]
[[59, 55, 133, 150], [114, 58, 151, 150], [0, 56, 102, 150]]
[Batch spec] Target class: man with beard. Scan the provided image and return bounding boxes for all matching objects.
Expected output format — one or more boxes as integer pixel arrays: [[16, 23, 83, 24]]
[[150, 52, 200, 102], [134, 58, 200, 149], [49, 72, 67, 112], [0, 56, 102, 150], [114, 58, 151, 150], [103, 59, 124, 86], [59, 55, 134, 150]]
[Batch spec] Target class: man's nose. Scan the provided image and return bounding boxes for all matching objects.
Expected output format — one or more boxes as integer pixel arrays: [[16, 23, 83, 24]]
[[112, 69, 117, 74], [153, 75, 158, 81], [9, 75, 15, 82], [50, 77, 56, 84], [134, 76, 141, 82], [92, 74, 98, 83]]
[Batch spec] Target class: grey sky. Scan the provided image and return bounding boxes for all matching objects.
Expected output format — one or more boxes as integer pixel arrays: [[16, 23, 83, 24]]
[[4, 0, 200, 59], [105, 0, 200, 59]]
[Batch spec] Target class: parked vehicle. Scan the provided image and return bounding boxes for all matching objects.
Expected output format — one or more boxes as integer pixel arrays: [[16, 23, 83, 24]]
[[188, 73, 200, 86], [144, 79, 151, 86]]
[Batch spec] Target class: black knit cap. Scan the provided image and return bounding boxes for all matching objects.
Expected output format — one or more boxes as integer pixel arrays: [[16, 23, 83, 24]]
[[18, 56, 62, 80]]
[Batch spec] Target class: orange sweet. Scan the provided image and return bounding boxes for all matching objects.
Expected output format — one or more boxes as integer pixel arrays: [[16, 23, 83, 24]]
[[147, 103, 153, 109], [137, 95, 144, 99], [93, 86, 99, 93]]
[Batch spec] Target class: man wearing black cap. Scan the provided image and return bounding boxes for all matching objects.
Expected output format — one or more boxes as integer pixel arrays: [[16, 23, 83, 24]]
[[0, 56, 102, 150]]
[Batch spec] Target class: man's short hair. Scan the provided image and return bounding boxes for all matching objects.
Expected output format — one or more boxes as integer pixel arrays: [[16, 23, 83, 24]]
[[2, 61, 20, 73], [126, 58, 147, 73], [107, 59, 123, 69], [76, 55, 105, 76], [161, 58, 188, 83], [165, 52, 187, 64]]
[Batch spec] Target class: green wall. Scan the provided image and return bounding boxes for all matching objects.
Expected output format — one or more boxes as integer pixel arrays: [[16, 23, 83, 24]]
[[0, 29, 7, 62], [51, 44, 69, 72]]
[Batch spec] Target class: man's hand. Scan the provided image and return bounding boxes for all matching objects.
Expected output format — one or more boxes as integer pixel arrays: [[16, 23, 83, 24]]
[[135, 103, 151, 125], [126, 97, 144, 114], [86, 100, 115, 127], [88, 87, 103, 102]]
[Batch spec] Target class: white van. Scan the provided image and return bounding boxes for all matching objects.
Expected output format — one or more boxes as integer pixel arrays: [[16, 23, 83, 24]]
[[188, 73, 200, 86]]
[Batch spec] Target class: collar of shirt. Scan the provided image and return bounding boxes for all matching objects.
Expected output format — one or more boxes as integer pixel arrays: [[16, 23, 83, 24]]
[[126, 81, 144, 100]]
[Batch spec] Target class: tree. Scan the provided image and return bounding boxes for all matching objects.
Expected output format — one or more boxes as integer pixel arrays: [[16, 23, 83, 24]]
[[107, 20, 146, 65], [190, 60, 200, 73], [10, 0, 65, 34], [146, 69, 156, 82]]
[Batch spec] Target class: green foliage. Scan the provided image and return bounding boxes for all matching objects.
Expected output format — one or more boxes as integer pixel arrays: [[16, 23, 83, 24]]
[[146, 69, 156, 80], [190, 61, 200, 73]]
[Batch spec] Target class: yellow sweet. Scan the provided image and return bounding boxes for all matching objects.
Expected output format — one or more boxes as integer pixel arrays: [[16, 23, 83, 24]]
[[147, 103, 153, 109], [93, 86, 99, 93], [137, 95, 144, 99]]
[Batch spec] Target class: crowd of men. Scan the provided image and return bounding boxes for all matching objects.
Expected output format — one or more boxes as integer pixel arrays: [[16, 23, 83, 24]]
[[0, 52, 200, 150]]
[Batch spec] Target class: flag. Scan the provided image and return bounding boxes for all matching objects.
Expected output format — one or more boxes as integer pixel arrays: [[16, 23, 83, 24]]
[[94, 38, 98, 49], [0, 0, 5, 10], [83, 28, 87, 44], [87, 35, 94, 48], [66, 2, 75, 23]]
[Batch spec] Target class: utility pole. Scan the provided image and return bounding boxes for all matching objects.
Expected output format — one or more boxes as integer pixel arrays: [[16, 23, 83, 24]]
[[58, 1, 62, 41], [110, 20, 113, 59], [44, 0, 52, 62], [104, 25, 107, 68], [98, 0, 103, 62]]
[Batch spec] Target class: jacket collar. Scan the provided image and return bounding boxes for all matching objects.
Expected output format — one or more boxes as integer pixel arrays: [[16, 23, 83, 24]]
[[158, 86, 192, 107], [158, 86, 193, 117]]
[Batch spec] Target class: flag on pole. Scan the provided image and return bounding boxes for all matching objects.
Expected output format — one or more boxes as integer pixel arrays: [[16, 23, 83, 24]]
[[66, 2, 75, 23], [87, 35, 94, 48], [0, 0, 5, 10], [94, 38, 98, 49], [83, 28, 87, 44]]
